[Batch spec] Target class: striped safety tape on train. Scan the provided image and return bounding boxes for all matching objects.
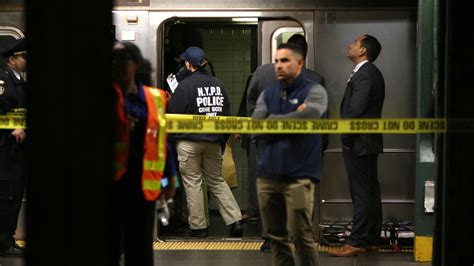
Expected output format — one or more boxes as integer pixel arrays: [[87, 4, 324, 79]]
[[0, 113, 455, 133]]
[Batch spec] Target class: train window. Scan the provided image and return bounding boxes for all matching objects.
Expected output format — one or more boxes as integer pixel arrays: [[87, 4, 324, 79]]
[[271, 27, 304, 63], [0, 26, 25, 68], [0, 26, 24, 41]]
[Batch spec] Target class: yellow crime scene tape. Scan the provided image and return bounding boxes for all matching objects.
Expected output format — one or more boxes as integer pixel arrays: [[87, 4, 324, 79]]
[[0, 115, 27, 130], [166, 114, 447, 134], [0, 113, 449, 133]]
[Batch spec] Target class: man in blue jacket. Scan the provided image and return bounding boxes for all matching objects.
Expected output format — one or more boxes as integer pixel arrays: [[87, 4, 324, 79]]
[[243, 34, 327, 253], [252, 43, 327, 266]]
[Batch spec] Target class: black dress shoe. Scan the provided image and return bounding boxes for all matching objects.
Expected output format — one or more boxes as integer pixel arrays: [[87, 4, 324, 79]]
[[260, 238, 271, 253], [228, 220, 243, 237], [0, 246, 25, 257], [190, 228, 208, 237]]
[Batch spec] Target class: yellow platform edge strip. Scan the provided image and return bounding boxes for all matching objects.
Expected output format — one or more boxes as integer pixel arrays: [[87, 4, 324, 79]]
[[153, 241, 263, 250], [152, 241, 414, 252]]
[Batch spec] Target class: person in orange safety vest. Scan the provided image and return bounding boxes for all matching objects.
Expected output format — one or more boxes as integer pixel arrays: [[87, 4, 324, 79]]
[[111, 41, 177, 266]]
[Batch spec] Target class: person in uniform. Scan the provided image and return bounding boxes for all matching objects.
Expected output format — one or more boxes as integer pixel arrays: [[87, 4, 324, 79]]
[[111, 41, 177, 266], [167, 46, 243, 237], [0, 38, 27, 257]]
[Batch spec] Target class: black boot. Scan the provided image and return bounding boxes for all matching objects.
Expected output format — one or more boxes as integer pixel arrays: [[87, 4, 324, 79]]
[[190, 228, 208, 237], [228, 220, 244, 237], [260, 238, 271, 253]]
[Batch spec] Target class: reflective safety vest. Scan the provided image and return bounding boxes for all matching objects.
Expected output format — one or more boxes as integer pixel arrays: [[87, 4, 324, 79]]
[[113, 83, 168, 201]]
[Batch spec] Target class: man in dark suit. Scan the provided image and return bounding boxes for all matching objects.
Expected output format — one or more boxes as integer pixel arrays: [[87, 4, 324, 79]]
[[329, 34, 385, 257]]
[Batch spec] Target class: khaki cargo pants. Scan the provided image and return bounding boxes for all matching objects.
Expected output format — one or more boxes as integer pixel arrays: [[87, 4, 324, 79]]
[[176, 140, 242, 230]]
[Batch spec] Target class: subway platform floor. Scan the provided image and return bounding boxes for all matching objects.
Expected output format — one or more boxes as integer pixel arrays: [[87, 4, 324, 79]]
[[1, 213, 429, 265], [0, 247, 431, 266]]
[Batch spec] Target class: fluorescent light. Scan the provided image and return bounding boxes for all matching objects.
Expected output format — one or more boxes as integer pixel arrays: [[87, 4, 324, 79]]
[[232, 18, 258, 22]]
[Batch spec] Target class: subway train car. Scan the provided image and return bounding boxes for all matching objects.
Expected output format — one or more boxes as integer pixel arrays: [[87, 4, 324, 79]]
[[1, 0, 449, 264], [110, 0, 419, 246], [1, 0, 417, 240]]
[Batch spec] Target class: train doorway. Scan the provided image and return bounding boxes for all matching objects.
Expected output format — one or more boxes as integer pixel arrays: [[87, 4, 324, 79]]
[[158, 18, 307, 238], [161, 18, 259, 237]]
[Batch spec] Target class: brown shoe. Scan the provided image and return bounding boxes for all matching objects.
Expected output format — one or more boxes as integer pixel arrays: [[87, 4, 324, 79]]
[[328, 244, 366, 257]]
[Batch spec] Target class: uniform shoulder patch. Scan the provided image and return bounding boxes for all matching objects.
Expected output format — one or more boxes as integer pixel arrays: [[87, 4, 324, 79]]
[[0, 80, 5, 96]]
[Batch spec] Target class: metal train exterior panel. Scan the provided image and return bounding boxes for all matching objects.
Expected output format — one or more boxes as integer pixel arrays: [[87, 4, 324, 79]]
[[1, 0, 418, 244]]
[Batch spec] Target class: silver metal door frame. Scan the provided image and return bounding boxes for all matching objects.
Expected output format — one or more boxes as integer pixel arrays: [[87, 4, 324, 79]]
[[258, 19, 303, 65], [113, 10, 314, 86]]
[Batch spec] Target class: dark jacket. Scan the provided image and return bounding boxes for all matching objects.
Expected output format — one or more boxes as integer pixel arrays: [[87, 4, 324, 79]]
[[252, 74, 327, 182], [340, 61, 385, 156], [0, 65, 26, 180], [167, 69, 230, 144]]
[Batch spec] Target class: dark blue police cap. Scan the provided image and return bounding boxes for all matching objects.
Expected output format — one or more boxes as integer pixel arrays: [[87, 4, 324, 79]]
[[0, 38, 26, 57], [179, 46, 207, 67]]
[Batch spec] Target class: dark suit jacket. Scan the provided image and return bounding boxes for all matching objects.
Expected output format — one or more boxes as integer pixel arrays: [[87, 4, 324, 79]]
[[340, 61, 385, 156]]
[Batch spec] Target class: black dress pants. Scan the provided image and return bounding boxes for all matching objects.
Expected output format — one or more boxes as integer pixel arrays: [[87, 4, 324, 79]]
[[0, 177, 25, 250], [342, 150, 382, 247], [0, 142, 25, 251], [111, 174, 156, 266]]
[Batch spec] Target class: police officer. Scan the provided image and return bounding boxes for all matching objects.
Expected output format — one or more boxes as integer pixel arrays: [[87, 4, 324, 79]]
[[0, 38, 27, 257], [167, 46, 243, 237]]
